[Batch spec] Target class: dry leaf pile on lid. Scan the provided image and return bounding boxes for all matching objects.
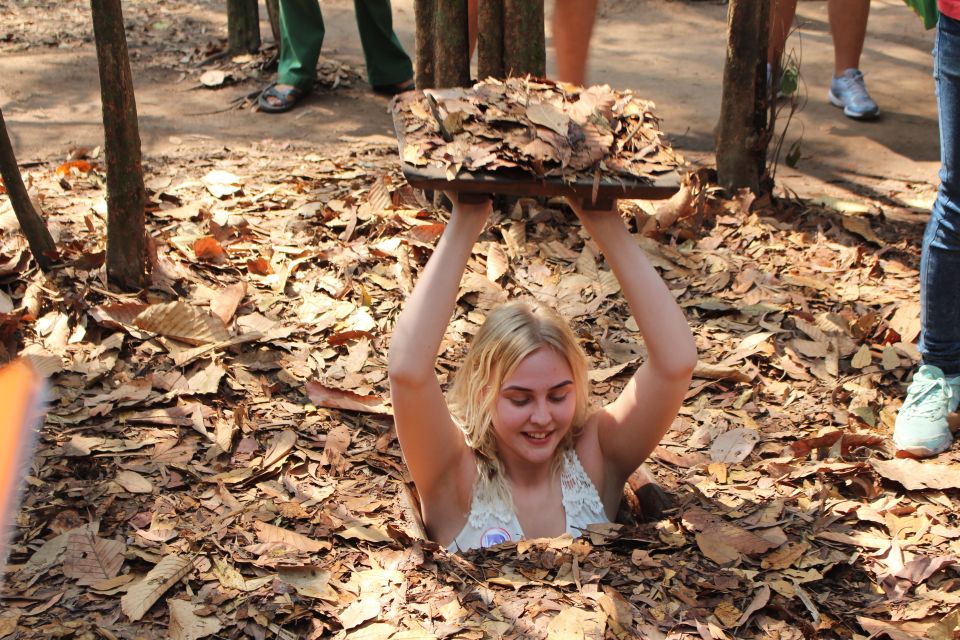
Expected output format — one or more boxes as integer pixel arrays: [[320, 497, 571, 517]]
[[393, 77, 685, 182]]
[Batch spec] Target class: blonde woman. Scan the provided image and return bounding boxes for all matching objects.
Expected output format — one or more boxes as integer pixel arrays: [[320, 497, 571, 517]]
[[388, 196, 697, 551]]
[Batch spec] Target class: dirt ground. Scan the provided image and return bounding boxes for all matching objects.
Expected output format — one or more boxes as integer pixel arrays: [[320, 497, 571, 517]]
[[0, 0, 942, 216]]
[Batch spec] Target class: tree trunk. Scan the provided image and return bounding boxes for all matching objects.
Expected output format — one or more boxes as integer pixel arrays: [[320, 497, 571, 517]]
[[265, 0, 281, 45], [227, 0, 261, 54], [91, 0, 147, 291], [0, 111, 57, 271], [415, 0, 436, 89], [478, 0, 505, 80], [503, 0, 545, 77], [434, 0, 470, 88], [715, 0, 771, 194]]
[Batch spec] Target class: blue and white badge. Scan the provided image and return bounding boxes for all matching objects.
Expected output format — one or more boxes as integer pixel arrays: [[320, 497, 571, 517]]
[[481, 527, 512, 547]]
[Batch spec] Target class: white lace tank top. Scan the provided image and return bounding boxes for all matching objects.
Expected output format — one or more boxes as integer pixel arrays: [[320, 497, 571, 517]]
[[447, 448, 609, 552]]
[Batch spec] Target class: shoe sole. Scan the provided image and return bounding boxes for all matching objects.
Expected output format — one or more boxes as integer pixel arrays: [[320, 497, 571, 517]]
[[828, 90, 880, 120]]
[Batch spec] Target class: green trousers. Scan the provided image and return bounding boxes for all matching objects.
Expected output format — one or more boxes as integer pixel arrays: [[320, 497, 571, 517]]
[[277, 0, 414, 91]]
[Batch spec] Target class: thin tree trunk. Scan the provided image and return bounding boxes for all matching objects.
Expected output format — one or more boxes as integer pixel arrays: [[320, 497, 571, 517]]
[[415, 0, 436, 89], [715, 0, 771, 194], [478, 0, 505, 80], [434, 0, 470, 88], [503, 0, 545, 77], [265, 0, 281, 45], [0, 111, 57, 271], [91, 0, 147, 291], [227, 0, 261, 54]]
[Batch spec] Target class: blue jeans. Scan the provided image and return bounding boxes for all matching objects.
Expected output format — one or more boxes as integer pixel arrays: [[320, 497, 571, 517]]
[[921, 14, 960, 375]]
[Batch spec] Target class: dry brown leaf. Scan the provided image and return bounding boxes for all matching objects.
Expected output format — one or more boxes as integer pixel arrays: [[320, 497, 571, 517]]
[[114, 470, 154, 494], [202, 170, 241, 198], [305, 380, 391, 414], [120, 555, 195, 621], [851, 344, 872, 369], [336, 520, 393, 544], [486, 243, 509, 282], [246, 256, 273, 275], [890, 301, 922, 344], [276, 566, 336, 600], [263, 430, 298, 468], [761, 541, 809, 570], [134, 302, 230, 346], [254, 521, 330, 553], [735, 584, 771, 626], [695, 533, 740, 566], [546, 607, 606, 640], [210, 281, 247, 324], [168, 599, 223, 640], [857, 616, 933, 640], [63, 529, 125, 585], [345, 623, 398, 640], [0, 610, 21, 637], [708, 428, 760, 463], [193, 236, 227, 264], [339, 596, 381, 631], [682, 506, 778, 555], [841, 215, 883, 245], [872, 459, 960, 491]]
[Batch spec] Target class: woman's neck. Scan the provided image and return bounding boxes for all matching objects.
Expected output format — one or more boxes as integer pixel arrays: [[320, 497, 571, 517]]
[[500, 451, 561, 491]]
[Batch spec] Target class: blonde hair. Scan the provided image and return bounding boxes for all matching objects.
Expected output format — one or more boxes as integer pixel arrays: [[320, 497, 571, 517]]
[[448, 301, 592, 504]]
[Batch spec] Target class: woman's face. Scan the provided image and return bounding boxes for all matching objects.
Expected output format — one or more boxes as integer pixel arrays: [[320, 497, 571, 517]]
[[491, 346, 577, 467]]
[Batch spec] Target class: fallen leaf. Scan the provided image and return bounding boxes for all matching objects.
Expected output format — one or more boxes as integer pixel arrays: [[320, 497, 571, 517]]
[[682, 506, 778, 555], [337, 520, 393, 544], [276, 566, 336, 600], [120, 554, 195, 621], [305, 381, 391, 414], [202, 170, 242, 198], [545, 606, 605, 640], [842, 215, 883, 245], [339, 596, 381, 630], [134, 302, 230, 345], [168, 599, 223, 640], [708, 428, 760, 463], [199, 70, 227, 87], [63, 528, 125, 585], [210, 281, 247, 324], [114, 470, 154, 494], [254, 521, 330, 553], [193, 236, 227, 264], [872, 459, 960, 490], [695, 533, 740, 566]]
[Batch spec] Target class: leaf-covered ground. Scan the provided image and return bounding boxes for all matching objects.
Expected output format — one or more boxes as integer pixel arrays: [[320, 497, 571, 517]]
[[1, 130, 956, 640], [3, 2, 959, 640]]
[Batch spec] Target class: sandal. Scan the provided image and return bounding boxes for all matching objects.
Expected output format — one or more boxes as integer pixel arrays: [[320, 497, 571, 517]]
[[372, 80, 416, 96], [257, 83, 305, 113]]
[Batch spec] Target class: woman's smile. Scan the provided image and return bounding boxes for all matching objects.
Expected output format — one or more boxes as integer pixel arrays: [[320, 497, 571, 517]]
[[492, 347, 578, 464]]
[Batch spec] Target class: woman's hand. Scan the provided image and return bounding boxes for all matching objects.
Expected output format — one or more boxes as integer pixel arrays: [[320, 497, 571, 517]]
[[445, 192, 493, 228]]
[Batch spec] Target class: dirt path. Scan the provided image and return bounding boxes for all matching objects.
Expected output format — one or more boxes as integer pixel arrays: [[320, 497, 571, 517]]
[[0, 0, 940, 215]]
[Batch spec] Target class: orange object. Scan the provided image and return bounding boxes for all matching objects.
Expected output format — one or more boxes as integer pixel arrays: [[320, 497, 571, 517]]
[[54, 160, 93, 177], [0, 360, 45, 565]]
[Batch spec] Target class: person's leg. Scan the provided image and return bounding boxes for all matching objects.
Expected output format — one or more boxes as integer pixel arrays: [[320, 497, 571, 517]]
[[828, 0, 869, 75], [920, 14, 960, 372], [353, 0, 414, 89], [768, 0, 797, 67], [277, 0, 325, 92], [552, 0, 598, 85], [826, 0, 878, 119], [894, 14, 960, 456]]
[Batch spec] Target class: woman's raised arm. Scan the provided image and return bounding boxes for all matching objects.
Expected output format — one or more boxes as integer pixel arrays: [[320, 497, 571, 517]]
[[569, 199, 698, 484], [388, 196, 491, 503]]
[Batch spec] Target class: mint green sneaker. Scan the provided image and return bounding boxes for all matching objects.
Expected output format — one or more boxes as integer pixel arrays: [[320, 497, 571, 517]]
[[893, 365, 960, 457]]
